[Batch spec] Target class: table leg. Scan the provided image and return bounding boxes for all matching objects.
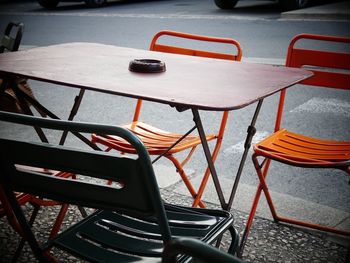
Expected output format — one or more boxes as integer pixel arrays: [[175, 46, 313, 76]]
[[191, 100, 264, 211], [10, 79, 49, 143], [11, 83, 99, 150], [59, 88, 85, 145], [226, 99, 263, 211], [191, 109, 226, 209]]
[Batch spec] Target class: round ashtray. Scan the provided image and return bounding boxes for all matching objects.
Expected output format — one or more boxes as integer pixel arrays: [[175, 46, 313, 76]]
[[129, 59, 166, 73]]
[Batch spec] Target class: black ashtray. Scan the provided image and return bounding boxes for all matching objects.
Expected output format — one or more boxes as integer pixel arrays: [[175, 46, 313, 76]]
[[129, 59, 166, 73]]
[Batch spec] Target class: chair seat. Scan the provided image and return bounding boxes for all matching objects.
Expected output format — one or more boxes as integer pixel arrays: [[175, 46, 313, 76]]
[[254, 129, 350, 166], [51, 204, 235, 263], [92, 121, 216, 155]]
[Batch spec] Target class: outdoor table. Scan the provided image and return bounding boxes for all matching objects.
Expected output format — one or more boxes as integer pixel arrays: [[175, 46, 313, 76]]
[[0, 43, 312, 211]]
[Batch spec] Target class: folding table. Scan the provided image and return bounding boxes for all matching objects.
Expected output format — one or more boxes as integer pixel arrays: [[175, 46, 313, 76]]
[[0, 43, 312, 210]]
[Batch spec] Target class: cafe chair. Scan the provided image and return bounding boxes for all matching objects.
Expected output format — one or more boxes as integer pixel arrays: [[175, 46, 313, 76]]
[[0, 21, 23, 53], [0, 111, 239, 262], [162, 237, 246, 263], [91, 30, 242, 208], [239, 33, 350, 256]]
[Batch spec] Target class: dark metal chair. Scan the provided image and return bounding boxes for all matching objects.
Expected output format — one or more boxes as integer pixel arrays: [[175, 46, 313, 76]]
[[0, 22, 24, 53], [239, 34, 350, 256], [0, 111, 239, 262]]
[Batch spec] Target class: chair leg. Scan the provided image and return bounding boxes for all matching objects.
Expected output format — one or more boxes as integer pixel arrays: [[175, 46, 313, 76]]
[[167, 155, 206, 208], [48, 204, 69, 239], [255, 157, 350, 236], [11, 203, 40, 263], [180, 146, 197, 167], [227, 225, 239, 255], [252, 157, 279, 222], [237, 183, 263, 258], [238, 156, 274, 258], [77, 205, 88, 218], [3, 188, 52, 262], [251, 155, 350, 247]]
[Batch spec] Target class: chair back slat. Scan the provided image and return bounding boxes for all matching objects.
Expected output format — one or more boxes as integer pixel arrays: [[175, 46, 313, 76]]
[[1, 139, 154, 214], [149, 30, 242, 61], [288, 48, 350, 90], [152, 43, 238, 61], [290, 49, 350, 70], [286, 34, 350, 90], [301, 70, 350, 90]]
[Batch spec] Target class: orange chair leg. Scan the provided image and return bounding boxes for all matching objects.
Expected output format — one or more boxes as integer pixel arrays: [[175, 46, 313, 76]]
[[238, 156, 274, 257], [238, 184, 263, 258], [180, 146, 197, 167], [243, 154, 350, 257], [253, 157, 279, 221], [167, 155, 206, 208], [48, 204, 69, 239], [255, 156, 350, 236]]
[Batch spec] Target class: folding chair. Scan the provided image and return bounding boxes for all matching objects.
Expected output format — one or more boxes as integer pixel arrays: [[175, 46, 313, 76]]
[[162, 238, 246, 263], [239, 34, 350, 256], [0, 111, 239, 262], [0, 22, 77, 261], [0, 21, 23, 53], [91, 30, 242, 208]]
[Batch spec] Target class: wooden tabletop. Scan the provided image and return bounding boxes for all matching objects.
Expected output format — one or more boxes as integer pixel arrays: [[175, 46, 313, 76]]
[[0, 43, 312, 111]]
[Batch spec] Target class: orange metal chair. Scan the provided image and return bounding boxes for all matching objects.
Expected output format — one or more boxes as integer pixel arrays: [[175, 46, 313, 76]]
[[91, 30, 242, 208], [239, 33, 350, 256]]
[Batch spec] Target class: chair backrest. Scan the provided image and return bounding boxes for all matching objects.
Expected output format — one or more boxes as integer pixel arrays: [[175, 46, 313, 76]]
[[132, 30, 242, 123], [274, 33, 350, 131], [0, 22, 24, 53], [0, 111, 171, 242]]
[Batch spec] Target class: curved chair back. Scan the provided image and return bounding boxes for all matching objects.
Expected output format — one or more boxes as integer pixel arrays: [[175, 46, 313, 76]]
[[0, 111, 171, 243], [275, 33, 350, 131], [0, 22, 24, 53]]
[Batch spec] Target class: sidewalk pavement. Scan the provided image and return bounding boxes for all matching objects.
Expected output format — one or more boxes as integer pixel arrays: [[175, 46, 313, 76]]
[[0, 185, 348, 262], [153, 164, 349, 262]]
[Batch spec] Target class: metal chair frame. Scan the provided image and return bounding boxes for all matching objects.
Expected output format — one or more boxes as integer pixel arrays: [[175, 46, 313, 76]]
[[239, 33, 350, 256], [0, 111, 239, 262]]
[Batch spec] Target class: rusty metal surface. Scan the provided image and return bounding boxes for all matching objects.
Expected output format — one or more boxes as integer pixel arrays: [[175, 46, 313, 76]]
[[0, 43, 312, 111]]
